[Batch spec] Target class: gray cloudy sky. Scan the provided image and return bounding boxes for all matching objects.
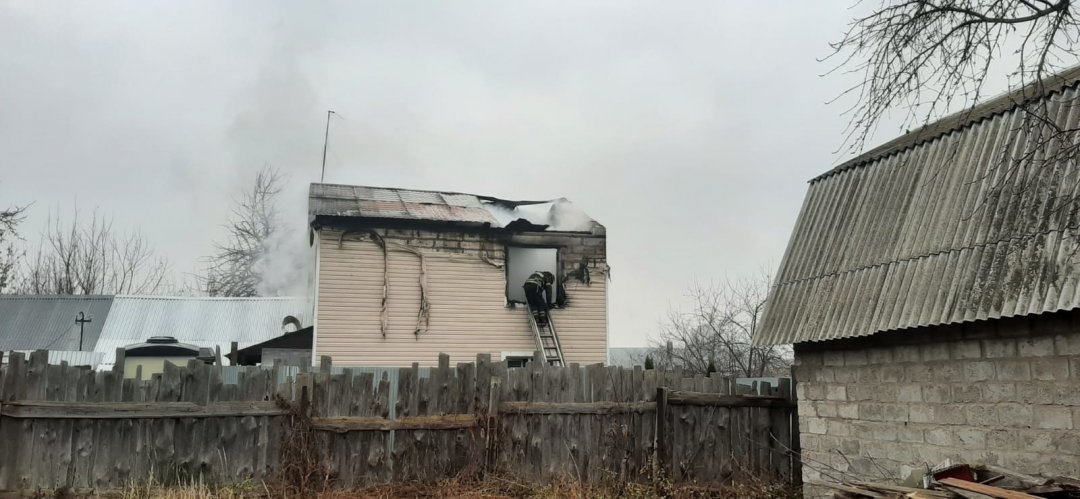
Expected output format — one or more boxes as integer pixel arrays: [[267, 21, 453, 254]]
[[1, 1, 878, 347]]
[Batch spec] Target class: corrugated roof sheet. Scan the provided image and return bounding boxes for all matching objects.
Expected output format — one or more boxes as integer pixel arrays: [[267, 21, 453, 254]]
[[756, 69, 1080, 345], [309, 183, 500, 226], [0, 295, 113, 351], [818, 65, 1080, 181], [309, 183, 602, 233], [95, 296, 312, 366]]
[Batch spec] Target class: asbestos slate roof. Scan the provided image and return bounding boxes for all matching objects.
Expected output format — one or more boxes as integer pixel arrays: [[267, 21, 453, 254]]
[[95, 296, 312, 366], [756, 66, 1080, 345], [0, 295, 113, 351]]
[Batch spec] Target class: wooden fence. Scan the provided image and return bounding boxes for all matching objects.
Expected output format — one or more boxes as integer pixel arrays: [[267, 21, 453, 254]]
[[0, 350, 799, 492]]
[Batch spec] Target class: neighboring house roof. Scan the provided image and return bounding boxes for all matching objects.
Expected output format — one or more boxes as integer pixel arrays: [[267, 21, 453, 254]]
[[756, 66, 1080, 345], [227, 326, 313, 365], [0, 295, 113, 351], [309, 183, 603, 233], [94, 295, 312, 366]]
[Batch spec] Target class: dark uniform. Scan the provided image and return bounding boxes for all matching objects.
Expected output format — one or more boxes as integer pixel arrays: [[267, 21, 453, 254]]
[[523, 271, 555, 323]]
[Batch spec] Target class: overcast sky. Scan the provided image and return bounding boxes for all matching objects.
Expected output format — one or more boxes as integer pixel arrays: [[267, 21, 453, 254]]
[[1, 1, 888, 347]]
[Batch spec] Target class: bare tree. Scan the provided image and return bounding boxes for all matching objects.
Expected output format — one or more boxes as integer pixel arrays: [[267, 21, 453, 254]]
[[826, 1, 1080, 263], [16, 210, 170, 295], [829, 0, 1080, 153], [202, 166, 282, 297], [0, 204, 28, 292], [649, 274, 791, 378]]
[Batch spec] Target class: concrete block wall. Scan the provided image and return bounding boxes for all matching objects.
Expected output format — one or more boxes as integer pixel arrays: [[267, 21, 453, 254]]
[[374, 227, 608, 276], [794, 311, 1080, 496], [375, 228, 506, 259]]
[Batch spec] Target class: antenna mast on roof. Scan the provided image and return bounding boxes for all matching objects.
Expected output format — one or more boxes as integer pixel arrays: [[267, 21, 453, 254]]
[[320, 110, 337, 182]]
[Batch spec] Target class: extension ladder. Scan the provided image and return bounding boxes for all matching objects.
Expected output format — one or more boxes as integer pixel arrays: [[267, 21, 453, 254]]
[[526, 303, 566, 366]]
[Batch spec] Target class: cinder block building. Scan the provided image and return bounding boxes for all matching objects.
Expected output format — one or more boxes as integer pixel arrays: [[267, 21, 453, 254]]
[[756, 67, 1080, 494], [308, 183, 609, 367]]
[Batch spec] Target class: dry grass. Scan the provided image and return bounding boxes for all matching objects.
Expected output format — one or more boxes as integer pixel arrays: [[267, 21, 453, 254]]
[[107, 475, 800, 499]]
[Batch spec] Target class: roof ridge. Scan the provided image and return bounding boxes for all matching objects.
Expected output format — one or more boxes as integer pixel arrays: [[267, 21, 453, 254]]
[[814, 64, 1080, 182]]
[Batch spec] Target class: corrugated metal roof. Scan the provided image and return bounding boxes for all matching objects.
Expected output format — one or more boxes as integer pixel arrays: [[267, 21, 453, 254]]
[[757, 71, 1080, 345], [0, 295, 113, 351], [309, 183, 602, 232], [309, 183, 500, 226], [95, 296, 312, 366]]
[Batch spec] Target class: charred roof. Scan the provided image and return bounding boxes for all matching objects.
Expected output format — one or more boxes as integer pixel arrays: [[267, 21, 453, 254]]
[[308, 183, 604, 235]]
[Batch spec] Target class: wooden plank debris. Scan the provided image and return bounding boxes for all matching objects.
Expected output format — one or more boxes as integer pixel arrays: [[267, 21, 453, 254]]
[[936, 478, 1041, 499], [852, 481, 954, 497], [808, 480, 889, 498], [979, 465, 1051, 488]]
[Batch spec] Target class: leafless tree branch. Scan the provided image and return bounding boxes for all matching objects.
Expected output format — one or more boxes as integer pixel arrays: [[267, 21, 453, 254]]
[[0, 204, 28, 292], [14, 208, 171, 295], [649, 273, 792, 378], [200, 165, 283, 297], [828, 0, 1078, 154]]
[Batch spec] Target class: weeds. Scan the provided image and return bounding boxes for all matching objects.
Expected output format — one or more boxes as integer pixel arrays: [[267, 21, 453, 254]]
[[275, 394, 334, 496]]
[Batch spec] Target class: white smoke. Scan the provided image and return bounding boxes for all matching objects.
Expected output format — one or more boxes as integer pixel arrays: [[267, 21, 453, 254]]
[[253, 178, 313, 297], [483, 199, 595, 232]]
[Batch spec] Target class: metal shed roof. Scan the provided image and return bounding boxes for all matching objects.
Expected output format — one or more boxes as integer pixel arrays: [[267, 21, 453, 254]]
[[95, 296, 312, 366], [756, 67, 1080, 345], [0, 295, 113, 352]]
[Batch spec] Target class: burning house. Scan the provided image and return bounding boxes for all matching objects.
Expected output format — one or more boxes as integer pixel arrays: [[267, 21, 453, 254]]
[[308, 183, 609, 367]]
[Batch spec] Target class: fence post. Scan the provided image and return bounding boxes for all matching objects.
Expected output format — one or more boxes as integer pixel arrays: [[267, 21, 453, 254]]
[[654, 386, 669, 480], [113, 347, 126, 377]]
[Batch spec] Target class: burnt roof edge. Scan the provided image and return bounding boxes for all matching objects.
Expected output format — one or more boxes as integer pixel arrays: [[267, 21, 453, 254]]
[[309, 182, 561, 207], [310, 214, 604, 237], [811, 64, 1080, 183]]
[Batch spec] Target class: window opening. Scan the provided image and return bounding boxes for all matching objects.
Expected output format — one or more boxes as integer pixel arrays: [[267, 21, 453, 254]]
[[506, 246, 558, 304]]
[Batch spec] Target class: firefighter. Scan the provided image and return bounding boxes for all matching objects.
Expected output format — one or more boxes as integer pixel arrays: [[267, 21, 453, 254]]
[[523, 271, 555, 323]]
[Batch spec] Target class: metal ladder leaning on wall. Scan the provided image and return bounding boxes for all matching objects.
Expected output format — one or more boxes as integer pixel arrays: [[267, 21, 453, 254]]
[[526, 303, 566, 366]]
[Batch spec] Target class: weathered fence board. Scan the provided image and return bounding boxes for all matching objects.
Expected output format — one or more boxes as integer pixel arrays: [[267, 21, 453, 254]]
[[0, 350, 799, 492]]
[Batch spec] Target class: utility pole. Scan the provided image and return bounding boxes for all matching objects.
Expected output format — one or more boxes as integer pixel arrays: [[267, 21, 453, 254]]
[[320, 110, 336, 182], [75, 312, 91, 350]]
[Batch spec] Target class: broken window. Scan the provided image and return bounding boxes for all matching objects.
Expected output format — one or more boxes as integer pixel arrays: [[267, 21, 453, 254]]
[[505, 246, 558, 305]]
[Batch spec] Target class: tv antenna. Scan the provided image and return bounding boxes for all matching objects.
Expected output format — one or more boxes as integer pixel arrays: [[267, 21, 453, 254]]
[[320, 110, 339, 182]]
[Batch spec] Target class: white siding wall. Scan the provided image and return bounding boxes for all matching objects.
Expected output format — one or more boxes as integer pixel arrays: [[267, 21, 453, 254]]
[[316, 230, 607, 366]]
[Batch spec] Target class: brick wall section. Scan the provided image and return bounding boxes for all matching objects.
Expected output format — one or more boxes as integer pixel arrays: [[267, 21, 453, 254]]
[[794, 310, 1080, 497]]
